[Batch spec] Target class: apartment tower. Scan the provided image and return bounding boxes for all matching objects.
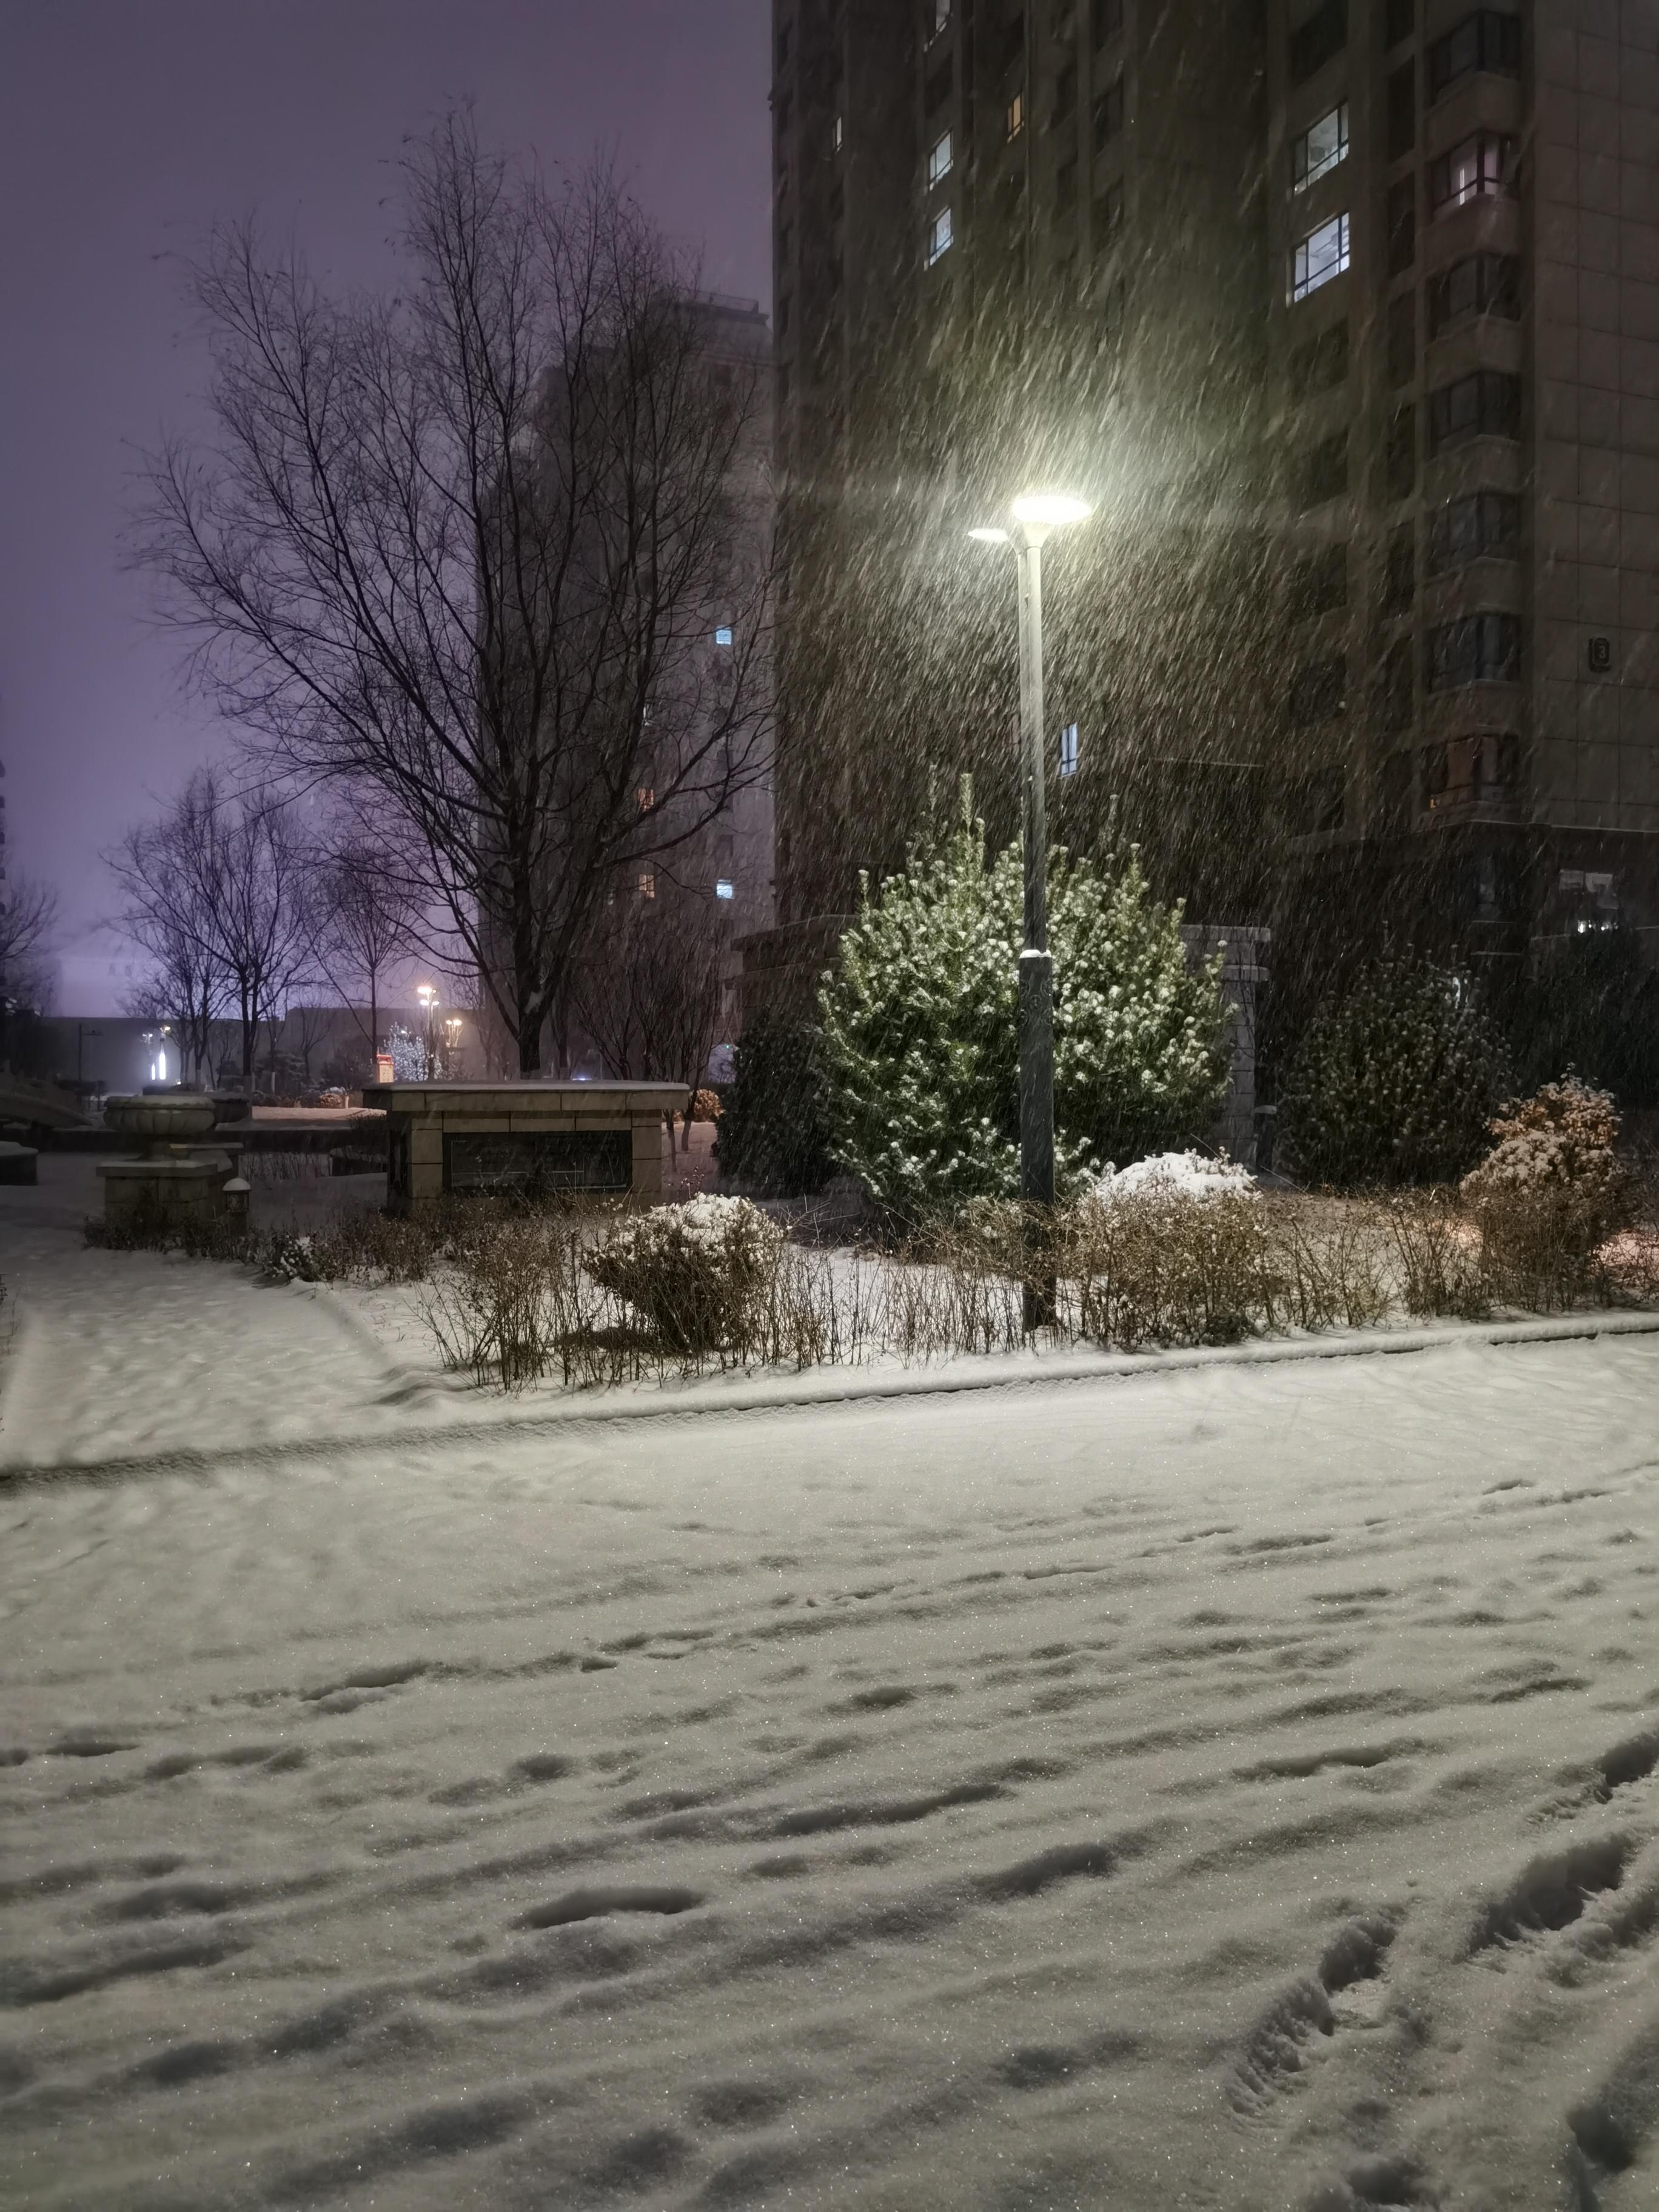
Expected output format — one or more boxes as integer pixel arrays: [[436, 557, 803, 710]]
[[770, 0, 1659, 984]]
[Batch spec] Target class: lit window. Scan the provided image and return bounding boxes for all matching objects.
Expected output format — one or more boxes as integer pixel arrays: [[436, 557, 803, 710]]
[[637, 786, 654, 811], [1059, 723, 1079, 777], [1429, 132, 1513, 211], [714, 625, 733, 646], [928, 130, 953, 187], [1007, 92, 1025, 138], [1292, 102, 1348, 190], [716, 877, 736, 900], [1292, 213, 1349, 301], [638, 871, 657, 900], [927, 207, 954, 264]]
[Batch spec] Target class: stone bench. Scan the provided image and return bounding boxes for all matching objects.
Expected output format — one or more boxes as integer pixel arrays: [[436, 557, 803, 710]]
[[359, 1083, 690, 1211]]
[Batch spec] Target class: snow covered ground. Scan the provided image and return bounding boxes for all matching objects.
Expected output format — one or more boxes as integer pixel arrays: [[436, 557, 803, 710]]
[[5, 1161, 1659, 2208]]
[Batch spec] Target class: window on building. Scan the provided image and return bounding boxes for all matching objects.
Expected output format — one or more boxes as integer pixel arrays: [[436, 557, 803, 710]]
[[1093, 0, 1122, 44], [637, 785, 655, 811], [1093, 75, 1124, 152], [1289, 319, 1349, 397], [833, 113, 844, 151], [1286, 766, 1346, 836], [925, 58, 953, 112], [1386, 290, 1416, 386], [1093, 180, 1124, 252], [1054, 61, 1078, 122], [1427, 250, 1520, 333], [1421, 740, 1450, 808], [1002, 10, 1026, 72], [1292, 104, 1348, 190], [1386, 61, 1415, 159], [1292, 213, 1349, 301], [1428, 489, 1521, 572], [1289, 655, 1347, 723], [1059, 722, 1080, 776], [1428, 9, 1521, 101], [1379, 748, 1413, 827], [1427, 611, 1521, 689], [715, 877, 736, 901], [714, 626, 734, 646], [1290, 0, 1347, 85], [1384, 522, 1415, 614], [932, 0, 953, 33], [1428, 369, 1521, 452], [1386, 176, 1416, 273], [1007, 91, 1025, 137], [927, 206, 955, 264], [1291, 541, 1349, 618], [1385, 0, 1414, 47], [1429, 132, 1514, 212], [929, 130, 954, 186], [638, 871, 657, 900], [1381, 638, 1414, 732], [1299, 429, 1348, 508], [1386, 403, 1417, 498]]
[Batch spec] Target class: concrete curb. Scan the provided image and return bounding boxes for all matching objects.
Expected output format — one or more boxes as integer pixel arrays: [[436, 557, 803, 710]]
[[4, 1305, 1657, 1488]]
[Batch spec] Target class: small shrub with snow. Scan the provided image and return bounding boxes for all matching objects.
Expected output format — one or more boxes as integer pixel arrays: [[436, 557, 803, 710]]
[[1279, 956, 1509, 1189], [1091, 1150, 1259, 1205], [1461, 1078, 1631, 1305], [583, 1195, 786, 1354]]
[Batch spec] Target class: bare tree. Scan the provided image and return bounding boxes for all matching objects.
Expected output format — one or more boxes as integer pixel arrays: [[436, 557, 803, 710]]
[[315, 837, 422, 1068], [137, 115, 773, 1076], [0, 872, 58, 1004], [110, 768, 320, 1096], [572, 869, 726, 1148]]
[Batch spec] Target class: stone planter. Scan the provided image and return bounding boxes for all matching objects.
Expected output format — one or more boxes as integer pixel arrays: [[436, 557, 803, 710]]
[[96, 1093, 241, 1231], [103, 1093, 220, 1156]]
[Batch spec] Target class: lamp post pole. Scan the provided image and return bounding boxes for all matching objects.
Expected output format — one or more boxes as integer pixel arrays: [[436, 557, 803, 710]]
[[970, 493, 1090, 1334], [1014, 526, 1056, 1329]]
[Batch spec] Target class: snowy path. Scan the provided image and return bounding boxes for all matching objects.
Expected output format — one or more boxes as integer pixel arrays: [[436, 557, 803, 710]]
[[4, 1315, 1659, 2208]]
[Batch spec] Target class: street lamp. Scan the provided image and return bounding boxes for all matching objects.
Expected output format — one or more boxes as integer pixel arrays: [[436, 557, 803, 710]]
[[969, 488, 1093, 1328], [416, 984, 438, 1081]]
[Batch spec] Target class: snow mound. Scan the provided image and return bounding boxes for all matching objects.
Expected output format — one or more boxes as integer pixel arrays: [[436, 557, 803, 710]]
[[1093, 1151, 1259, 1204]]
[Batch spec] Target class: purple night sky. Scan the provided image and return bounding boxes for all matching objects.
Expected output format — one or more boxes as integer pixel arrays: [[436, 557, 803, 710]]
[[0, 0, 770, 1008]]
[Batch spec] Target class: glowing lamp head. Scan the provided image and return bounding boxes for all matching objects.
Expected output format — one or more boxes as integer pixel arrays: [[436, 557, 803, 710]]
[[968, 526, 1012, 545], [1011, 492, 1093, 530]]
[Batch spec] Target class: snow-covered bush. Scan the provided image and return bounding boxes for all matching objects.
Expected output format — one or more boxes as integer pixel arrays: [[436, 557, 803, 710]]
[[819, 789, 1229, 1221], [1461, 1078, 1629, 1305], [1279, 956, 1509, 1188], [1091, 1150, 1258, 1205], [584, 1195, 786, 1353]]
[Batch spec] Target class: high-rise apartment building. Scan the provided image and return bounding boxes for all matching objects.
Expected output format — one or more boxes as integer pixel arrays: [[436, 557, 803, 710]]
[[769, 0, 1659, 984]]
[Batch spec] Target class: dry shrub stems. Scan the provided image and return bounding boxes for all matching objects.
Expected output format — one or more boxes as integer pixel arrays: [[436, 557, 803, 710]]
[[81, 1084, 1658, 1389]]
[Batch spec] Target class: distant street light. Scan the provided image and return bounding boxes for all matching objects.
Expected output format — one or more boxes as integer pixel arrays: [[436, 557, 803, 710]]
[[416, 984, 438, 1081], [443, 1015, 463, 1080], [969, 488, 1093, 1329]]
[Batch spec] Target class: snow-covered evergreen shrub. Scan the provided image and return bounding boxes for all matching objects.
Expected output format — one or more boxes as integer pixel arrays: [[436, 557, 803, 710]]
[[1461, 1078, 1629, 1305], [818, 794, 1229, 1221], [1278, 956, 1508, 1188], [714, 1014, 837, 1196], [584, 1195, 786, 1353]]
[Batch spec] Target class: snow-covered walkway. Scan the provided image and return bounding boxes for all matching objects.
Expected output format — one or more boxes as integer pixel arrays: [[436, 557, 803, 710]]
[[4, 1170, 1659, 2208]]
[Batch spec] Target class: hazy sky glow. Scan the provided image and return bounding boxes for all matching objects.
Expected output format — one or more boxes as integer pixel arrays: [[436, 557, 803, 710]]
[[0, 0, 769, 979]]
